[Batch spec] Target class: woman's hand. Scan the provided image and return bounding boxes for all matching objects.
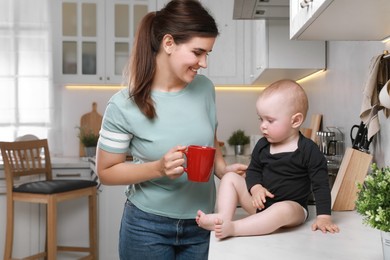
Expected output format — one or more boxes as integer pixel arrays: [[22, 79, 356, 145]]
[[225, 163, 248, 177], [159, 145, 187, 179], [250, 184, 274, 210]]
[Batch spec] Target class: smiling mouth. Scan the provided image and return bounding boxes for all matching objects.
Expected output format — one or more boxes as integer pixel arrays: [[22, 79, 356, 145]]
[[190, 67, 198, 73]]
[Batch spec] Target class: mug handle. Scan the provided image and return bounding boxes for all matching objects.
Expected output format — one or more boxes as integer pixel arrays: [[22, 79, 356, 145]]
[[182, 149, 188, 173]]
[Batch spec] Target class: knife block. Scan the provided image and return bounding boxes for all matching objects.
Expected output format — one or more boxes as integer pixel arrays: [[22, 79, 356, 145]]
[[331, 148, 372, 211]]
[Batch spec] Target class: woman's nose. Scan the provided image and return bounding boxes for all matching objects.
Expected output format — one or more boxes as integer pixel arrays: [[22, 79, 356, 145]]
[[199, 55, 207, 68]]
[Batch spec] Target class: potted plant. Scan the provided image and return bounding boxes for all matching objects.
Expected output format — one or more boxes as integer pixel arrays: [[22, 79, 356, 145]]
[[356, 163, 390, 259], [77, 126, 99, 157], [227, 129, 250, 155]]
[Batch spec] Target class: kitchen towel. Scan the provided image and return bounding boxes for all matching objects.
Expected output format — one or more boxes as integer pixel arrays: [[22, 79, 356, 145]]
[[360, 54, 390, 140]]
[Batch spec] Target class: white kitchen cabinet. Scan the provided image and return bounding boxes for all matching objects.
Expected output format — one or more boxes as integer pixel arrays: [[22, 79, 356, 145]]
[[53, 0, 153, 85], [290, 0, 390, 41], [98, 185, 127, 259], [250, 19, 326, 85], [200, 0, 249, 85], [88, 158, 126, 259]]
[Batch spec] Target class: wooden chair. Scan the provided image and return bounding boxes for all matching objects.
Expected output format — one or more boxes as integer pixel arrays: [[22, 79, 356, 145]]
[[0, 139, 98, 260]]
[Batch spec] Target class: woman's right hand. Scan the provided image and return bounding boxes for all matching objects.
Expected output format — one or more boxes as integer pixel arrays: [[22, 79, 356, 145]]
[[250, 184, 274, 209], [159, 145, 187, 179]]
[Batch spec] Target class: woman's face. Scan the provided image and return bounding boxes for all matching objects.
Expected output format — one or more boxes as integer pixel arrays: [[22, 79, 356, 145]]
[[168, 36, 216, 84], [256, 93, 294, 144]]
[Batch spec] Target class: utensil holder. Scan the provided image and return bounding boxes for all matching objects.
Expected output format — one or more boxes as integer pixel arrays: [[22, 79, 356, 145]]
[[331, 148, 372, 211]]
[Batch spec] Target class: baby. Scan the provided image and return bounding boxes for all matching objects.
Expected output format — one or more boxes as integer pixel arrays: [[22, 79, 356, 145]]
[[196, 79, 339, 239]]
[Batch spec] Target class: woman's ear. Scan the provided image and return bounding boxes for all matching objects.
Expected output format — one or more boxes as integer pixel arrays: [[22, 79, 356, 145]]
[[162, 34, 174, 54], [291, 113, 304, 129]]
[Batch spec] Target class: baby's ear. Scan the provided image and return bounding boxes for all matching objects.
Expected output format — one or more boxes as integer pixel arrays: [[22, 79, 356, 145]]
[[291, 113, 304, 129]]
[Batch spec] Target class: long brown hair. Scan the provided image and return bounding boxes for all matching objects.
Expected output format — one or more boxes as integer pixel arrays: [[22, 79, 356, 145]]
[[126, 0, 219, 119]]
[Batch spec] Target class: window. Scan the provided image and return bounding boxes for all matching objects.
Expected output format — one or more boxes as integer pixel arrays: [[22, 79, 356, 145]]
[[0, 0, 53, 141]]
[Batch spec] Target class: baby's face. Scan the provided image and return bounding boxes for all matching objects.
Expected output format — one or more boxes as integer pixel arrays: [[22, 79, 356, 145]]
[[256, 93, 295, 143]]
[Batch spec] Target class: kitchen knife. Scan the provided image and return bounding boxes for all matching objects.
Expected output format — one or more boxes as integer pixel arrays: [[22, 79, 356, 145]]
[[361, 126, 374, 153]]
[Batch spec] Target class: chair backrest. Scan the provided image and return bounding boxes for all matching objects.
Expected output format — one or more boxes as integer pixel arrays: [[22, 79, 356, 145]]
[[0, 139, 53, 190]]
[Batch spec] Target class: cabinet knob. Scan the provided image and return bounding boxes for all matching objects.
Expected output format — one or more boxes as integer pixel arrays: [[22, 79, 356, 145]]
[[99, 77, 103, 80], [106, 77, 110, 81]]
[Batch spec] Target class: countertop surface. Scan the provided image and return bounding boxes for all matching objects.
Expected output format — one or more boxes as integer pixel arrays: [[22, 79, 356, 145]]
[[209, 206, 383, 260]]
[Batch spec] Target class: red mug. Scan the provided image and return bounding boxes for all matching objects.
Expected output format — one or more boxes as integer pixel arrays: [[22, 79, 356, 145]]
[[183, 145, 216, 182]]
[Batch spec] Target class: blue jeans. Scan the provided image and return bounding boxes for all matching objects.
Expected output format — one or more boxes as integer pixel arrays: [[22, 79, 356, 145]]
[[119, 200, 210, 260]]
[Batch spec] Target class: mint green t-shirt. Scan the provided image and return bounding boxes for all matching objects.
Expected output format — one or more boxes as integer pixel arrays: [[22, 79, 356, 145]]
[[98, 75, 217, 219]]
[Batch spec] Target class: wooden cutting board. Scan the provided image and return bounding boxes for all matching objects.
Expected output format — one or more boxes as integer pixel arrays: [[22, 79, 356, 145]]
[[79, 102, 102, 157], [309, 114, 322, 142], [300, 114, 322, 142]]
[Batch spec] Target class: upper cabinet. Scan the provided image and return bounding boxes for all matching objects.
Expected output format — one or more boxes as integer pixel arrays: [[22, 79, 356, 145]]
[[199, 0, 249, 85], [53, 0, 154, 85], [290, 0, 390, 40], [51, 0, 328, 86], [250, 19, 326, 85]]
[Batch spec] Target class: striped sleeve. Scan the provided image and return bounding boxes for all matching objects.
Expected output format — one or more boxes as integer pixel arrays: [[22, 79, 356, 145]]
[[97, 100, 133, 154]]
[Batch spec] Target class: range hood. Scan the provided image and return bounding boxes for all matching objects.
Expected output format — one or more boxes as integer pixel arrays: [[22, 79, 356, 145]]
[[233, 0, 289, 20], [249, 20, 326, 85]]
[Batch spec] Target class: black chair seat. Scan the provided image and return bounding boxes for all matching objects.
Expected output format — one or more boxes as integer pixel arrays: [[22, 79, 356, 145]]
[[13, 180, 98, 194]]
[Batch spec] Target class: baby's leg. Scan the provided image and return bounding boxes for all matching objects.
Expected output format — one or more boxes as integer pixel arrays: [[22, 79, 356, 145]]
[[215, 200, 306, 239], [197, 172, 254, 231]]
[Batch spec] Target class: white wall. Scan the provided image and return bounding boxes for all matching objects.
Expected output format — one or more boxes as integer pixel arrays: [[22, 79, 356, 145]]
[[301, 41, 390, 167], [58, 40, 390, 167], [55, 87, 119, 157]]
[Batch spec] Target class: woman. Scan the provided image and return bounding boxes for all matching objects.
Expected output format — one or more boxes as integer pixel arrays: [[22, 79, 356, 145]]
[[96, 0, 247, 259]]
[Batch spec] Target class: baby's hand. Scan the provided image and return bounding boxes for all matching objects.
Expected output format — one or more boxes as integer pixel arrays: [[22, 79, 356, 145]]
[[311, 215, 340, 233], [250, 184, 274, 209]]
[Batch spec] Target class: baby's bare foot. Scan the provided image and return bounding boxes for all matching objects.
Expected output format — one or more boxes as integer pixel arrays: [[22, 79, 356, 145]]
[[215, 218, 234, 239], [196, 210, 220, 231]]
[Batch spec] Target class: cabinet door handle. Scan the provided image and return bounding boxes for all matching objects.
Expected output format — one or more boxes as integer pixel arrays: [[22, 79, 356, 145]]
[[56, 173, 81, 178], [300, 0, 313, 8], [106, 76, 110, 81]]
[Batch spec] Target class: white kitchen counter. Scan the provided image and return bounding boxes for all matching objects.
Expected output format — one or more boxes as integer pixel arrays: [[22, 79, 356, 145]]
[[209, 206, 383, 260]]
